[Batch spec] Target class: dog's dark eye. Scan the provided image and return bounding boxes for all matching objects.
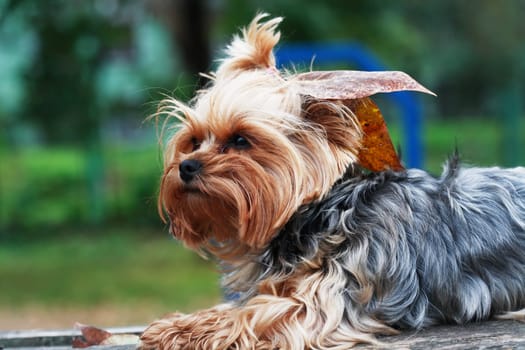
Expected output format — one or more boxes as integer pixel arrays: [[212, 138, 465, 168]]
[[230, 134, 250, 149], [190, 137, 201, 151], [221, 134, 251, 153]]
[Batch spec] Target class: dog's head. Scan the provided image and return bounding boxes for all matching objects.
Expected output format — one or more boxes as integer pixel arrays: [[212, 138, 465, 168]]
[[156, 14, 433, 258]]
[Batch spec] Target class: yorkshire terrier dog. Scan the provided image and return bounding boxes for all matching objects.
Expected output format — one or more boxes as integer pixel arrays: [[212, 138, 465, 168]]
[[141, 14, 525, 349]]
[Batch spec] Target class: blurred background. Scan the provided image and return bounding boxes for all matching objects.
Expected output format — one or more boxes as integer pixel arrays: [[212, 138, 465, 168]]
[[0, 0, 524, 330]]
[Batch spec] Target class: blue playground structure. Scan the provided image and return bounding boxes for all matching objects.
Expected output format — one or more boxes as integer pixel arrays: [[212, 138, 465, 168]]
[[276, 43, 425, 169]]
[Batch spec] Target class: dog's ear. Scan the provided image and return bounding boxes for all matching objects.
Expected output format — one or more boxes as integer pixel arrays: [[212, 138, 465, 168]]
[[296, 71, 435, 171], [215, 13, 282, 78], [301, 97, 363, 167]]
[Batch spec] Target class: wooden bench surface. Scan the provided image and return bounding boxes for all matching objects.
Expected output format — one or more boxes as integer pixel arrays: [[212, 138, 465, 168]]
[[1, 320, 524, 349]]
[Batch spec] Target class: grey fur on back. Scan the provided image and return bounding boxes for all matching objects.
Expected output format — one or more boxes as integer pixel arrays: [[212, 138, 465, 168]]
[[257, 158, 525, 329]]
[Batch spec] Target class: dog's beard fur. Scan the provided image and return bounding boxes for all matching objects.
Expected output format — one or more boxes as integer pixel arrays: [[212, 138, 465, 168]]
[[142, 14, 525, 350]]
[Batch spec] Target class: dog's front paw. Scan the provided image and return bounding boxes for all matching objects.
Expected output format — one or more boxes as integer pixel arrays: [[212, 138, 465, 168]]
[[140, 314, 192, 350]]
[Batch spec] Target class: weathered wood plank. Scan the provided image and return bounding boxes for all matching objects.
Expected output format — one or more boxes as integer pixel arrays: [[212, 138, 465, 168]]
[[1, 321, 524, 349], [358, 320, 525, 349], [0, 326, 144, 349]]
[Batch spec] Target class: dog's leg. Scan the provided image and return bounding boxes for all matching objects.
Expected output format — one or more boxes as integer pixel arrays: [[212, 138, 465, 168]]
[[139, 297, 309, 350], [139, 303, 237, 350], [140, 270, 396, 350], [139, 297, 373, 350]]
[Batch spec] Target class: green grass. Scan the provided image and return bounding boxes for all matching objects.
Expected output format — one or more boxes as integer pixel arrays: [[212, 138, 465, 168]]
[[0, 228, 221, 312]]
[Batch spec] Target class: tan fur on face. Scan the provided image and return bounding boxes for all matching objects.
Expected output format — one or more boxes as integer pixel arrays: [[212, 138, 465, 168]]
[[157, 16, 361, 257]]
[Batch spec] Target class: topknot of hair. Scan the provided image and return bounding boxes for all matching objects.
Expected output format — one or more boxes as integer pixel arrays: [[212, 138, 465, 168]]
[[215, 13, 282, 78]]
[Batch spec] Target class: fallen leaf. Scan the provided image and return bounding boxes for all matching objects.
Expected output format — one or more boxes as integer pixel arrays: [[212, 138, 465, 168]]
[[73, 323, 111, 348], [72, 323, 140, 348]]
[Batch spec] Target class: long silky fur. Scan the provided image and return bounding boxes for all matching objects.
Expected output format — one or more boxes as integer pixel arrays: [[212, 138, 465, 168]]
[[141, 14, 525, 350], [236, 157, 525, 330]]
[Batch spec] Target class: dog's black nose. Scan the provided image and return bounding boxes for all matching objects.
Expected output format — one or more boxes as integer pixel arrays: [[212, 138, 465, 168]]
[[179, 159, 203, 182]]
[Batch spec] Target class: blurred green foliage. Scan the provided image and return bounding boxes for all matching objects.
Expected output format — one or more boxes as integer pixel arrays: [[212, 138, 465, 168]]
[[219, 0, 525, 116], [0, 0, 524, 238], [0, 145, 161, 236]]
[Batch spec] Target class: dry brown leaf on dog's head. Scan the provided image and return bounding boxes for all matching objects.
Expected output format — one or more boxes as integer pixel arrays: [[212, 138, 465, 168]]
[[293, 70, 436, 100], [345, 98, 404, 172], [293, 70, 435, 171]]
